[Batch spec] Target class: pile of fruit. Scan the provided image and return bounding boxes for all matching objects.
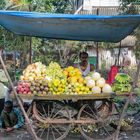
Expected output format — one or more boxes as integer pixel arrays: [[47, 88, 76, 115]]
[[17, 81, 31, 94], [112, 73, 132, 93], [17, 62, 113, 95], [20, 62, 47, 81], [30, 80, 51, 95], [64, 66, 90, 94], [85, 72, 112, 94], [46, 62, 67, 95]]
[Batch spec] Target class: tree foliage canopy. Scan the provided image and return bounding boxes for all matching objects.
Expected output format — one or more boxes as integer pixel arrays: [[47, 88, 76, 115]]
[[0, 0, 140, 68], [0, 0, 80, 68]]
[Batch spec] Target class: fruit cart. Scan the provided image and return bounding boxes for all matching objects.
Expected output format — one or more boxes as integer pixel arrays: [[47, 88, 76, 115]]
[[0, 11, 140, 140], [14, 92, 133, 140]]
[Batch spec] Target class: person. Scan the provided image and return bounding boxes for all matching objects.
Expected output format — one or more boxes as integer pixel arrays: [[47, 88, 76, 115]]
[[0, 69, 10, 114], [0, 100, 24, 132], [74, 52, 94, 76], [106, 65, 119, 85], [0, 82, 10, 114], [121, 53, 131, 74]]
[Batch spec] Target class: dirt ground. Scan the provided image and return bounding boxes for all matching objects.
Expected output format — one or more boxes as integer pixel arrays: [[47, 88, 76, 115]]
[[1, 113, 140, 140], [1, 127, 140, 140]]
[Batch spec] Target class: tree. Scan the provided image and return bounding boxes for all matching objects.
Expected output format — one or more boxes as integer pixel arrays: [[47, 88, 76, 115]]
[[119, 0, 139, 14], [31, 38, 83, 67], [0, 0, 32, 67], [133, 26, 140, 86], [25, 0, 73, 13], [0, 0, 78, 68], [0, 0, 6, 9], [119, 0, 140, 86]]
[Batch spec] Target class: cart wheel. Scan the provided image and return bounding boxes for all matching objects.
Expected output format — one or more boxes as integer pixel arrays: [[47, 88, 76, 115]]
[[78, 102, 117, 140], [27, 103, 33, 117], [96, 100, 113, 119], [32, 101, 71, 140]]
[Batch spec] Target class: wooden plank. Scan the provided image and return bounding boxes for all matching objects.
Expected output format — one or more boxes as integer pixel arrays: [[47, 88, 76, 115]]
[[10, 92, 135, 101]]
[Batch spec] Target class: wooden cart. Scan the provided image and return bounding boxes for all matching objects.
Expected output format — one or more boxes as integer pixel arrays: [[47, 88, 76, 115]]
[[1, 11, 139, 140], [13, 92, 133, 140]]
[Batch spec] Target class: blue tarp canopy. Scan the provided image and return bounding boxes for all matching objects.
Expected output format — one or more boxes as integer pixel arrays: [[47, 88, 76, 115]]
[[0, 10, 140, 42]]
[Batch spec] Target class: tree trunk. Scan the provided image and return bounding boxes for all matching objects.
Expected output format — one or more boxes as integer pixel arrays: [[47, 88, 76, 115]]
[[96, 42, 99, 70], [20, 50, 27, 69], [117, 42, 121, 66], [134, 60, 140, 87], [29, 37, 32, 64]]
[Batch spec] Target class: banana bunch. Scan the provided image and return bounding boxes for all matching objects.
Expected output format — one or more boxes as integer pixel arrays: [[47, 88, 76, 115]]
[[121, 119, 129, 127], [112, 73, 132, 93], [112, 83, 131, 92], [115, 73, 131, 84], [71, 127, 80, 133], [121, 119, 132, 130], [71, 125, 95, 133]]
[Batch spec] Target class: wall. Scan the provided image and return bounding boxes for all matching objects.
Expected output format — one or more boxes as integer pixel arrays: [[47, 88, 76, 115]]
[[91, 0, 120, 6], [83, 0, 120, 11], [87, 47, 137, 70]]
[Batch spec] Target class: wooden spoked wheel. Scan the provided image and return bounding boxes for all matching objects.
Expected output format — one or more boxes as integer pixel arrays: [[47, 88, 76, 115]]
[[32, 101, 71, 140], [78, 100, 117, 140], [95, 100, 112, 119]]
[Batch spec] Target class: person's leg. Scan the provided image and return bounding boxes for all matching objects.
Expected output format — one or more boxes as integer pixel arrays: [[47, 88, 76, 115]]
[[9, 110, 18, 127], [0, 98, 5, 115], [1, 111, 11, 128]]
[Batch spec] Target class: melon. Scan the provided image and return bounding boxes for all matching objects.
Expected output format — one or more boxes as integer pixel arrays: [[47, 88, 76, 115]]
[[86, 79, 95, 88], [92, 72, 101, 81], [92, 86, 101, 94], [102, 84, 112, 93], [96, 78, 105, 88]]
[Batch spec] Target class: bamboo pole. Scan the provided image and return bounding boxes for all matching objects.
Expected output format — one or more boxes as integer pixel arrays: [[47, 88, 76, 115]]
[[114, 92, 132, 139], [74, 5, 83, 14], [117, 42, 122, 66], [29, 37, 32, 64], [96, 42, 99, 70], [0, 50, 39, 140], [96, 8, 99, 71]]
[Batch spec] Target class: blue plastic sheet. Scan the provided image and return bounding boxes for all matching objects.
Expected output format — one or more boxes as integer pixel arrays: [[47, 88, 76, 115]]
[[0, 10, 140, 42]]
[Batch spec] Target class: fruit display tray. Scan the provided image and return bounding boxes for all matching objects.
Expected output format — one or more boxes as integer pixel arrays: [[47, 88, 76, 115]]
[[10, 92, 135, 101]]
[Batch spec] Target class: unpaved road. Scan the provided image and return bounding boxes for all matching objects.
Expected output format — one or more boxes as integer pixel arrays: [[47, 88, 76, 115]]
[[1, 119, 140, 140], [1, 129, 140, 140]]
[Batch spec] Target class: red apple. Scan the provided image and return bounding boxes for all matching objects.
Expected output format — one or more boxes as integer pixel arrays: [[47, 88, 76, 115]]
[[26, 82, 31, 87], [23, 91, 28, 94], [20, 88, 24, 92], [18, 92, 22, 94], [25, 87, 30, 92]]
